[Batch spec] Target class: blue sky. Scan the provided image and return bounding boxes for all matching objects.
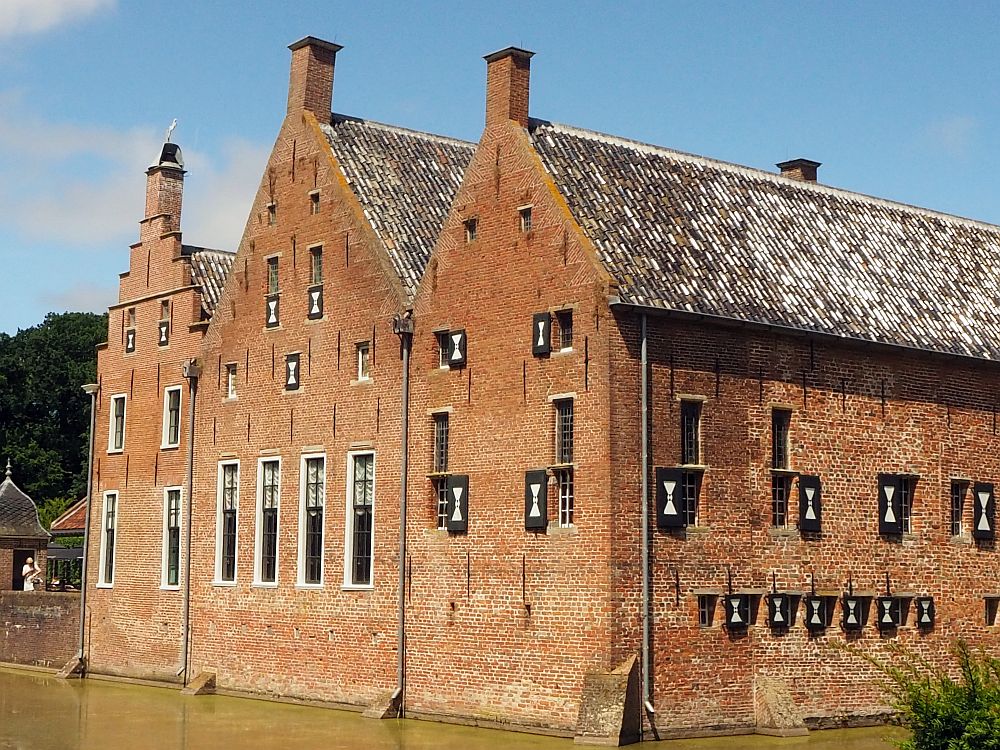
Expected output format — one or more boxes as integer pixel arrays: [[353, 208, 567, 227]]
[[2, 0, 999, 334]]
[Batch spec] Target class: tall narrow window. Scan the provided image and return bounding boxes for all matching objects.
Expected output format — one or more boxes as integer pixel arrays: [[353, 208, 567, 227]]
[[217, 462, 239, 583], [555, 310, 573, 351], [267, 202, 277, 226], [356, 342, 371, 381], [433, 413, 450, 529], [900, 476, 914, 534], [162, 386, 181, 448], [265, 257, 280, 328], [257, 459, 280, 584], [346, 452, 375, 586], [99, 491, 117, 586], [309, 191, 320, 215], [267, 257, 279, 295], [310, 246, 323, 285], [108, 394, 126, 453], [163, 488, 181, 587], [951, 480, 967, 537], [681, 470, 700, 526], [698, 594, 717, 627], [464, 217, 478, 243], [771, 408, 792, 528], [436, 332, 450, 369], [226, 364, 237, 399], [301, 455, 325, 585], [680, 400, 701, 465], [124, 307, 136, 353], [519, 206, 533, 232], [554, 399, 575, 527]]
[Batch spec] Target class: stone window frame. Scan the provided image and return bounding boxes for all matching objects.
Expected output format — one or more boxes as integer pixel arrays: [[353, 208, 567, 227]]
[[214, 460, 240, 586], [344, 450, 376, 590], [161, 486, 182, 590], [254, 456, 281, 587], [298, 452, 326, 588]]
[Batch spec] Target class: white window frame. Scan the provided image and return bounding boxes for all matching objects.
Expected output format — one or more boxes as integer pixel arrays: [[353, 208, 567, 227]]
[[161, 486, 182, 590], [108, 393, 127, 453], [97, 490, 118, 588], [343, 450, 376, 589], [226, 364, 237, 399], [254, 457, 281, 587], [161, 385, 182, 449], [356, 342, 371, 381], [297, 452, 326, 588], [214, 460, 240, 586]]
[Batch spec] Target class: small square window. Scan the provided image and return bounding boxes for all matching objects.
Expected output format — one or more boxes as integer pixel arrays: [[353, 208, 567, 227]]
[[519, 206, 532, 232], [698, 595, 717, 627], [267, 257, 279, 295], [357, 342, 371, 381], [436, 332, 450, 369], [225, 364, 237, 399], [267, 203, 277, 226], [771, 474, 792, 528], [555, 309, 573, 351], [310, 191, 320, 215], [310, 247, 323, 286], [464, 218, 478, 243]]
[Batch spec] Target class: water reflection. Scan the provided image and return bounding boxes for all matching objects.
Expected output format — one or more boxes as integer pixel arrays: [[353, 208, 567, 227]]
[[0, 668, 902, 750]]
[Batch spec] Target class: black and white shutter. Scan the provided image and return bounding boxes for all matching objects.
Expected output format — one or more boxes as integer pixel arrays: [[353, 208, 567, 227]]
[[524, 470, 548, 530], [798, 474, 822, 533], [531, 313, 551, 356], [841, 596, 865, 631], [973, 482, 996, 540], [265, 294, 280, 328], [876, 597, 901, 631], [878, 474, 903, 535], [307, 285, 323, 320], [915, 597, 935, 629], [655, 467, 685, 529], [767, 593, 792, 628], [724, 594, 751, 630], [158, 320, 170, 347], [446, 474, 469, 532], [448, 329, 467, 368], [125, 328, 136, 353], [285, 353, 300, 391], [804, 595, 828, 631]]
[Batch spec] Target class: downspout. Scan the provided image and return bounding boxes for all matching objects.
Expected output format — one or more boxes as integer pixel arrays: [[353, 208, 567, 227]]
[[180, 358, 201, 685], [640, 313, 654, 718], [392, 312, 414, 715], [78, 383, 99, 668]]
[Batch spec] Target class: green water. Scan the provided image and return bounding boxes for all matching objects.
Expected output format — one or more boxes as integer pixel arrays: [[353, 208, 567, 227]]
[[0, 668, 903, 750]]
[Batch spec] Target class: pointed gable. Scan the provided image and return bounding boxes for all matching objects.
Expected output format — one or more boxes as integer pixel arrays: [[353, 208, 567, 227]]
[[0, 466, 49, 540]]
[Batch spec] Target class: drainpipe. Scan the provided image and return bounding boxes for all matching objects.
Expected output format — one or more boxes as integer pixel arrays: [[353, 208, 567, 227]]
[[78, 383, 99, 668], [640, 314, 654, 718], [392, 311, 414, 715], [180, 358, 201, 685]]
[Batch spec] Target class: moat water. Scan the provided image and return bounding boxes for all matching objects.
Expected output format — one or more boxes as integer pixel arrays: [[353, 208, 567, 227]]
[[0, 667, 903, 750]]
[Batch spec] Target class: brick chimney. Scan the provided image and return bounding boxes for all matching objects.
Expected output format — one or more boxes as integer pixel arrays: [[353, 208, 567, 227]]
[[145, 141, 185, 233], [777, 158, 821, 183], [483, 46, 534, 128], [287, 36, 342, 120]]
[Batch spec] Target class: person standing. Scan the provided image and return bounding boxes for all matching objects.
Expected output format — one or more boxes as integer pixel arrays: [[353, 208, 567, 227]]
[[22, 557, 40, 591]]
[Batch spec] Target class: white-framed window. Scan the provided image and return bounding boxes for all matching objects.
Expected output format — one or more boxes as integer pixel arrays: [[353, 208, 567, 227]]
[[215, 460, 239, 584], [161, 487, 181, 589], [432, 413, 450, 529], [255, 458, 281, 586], [309, 190, 321, 216], [298, 453, 326, 586], [344, 451, 375, 588], [554, 398, 574, 527], [226, 364, 237, 399], [161, 386, 182, 448], [108, 394, 126, 453], [97, 491, 118, 587], [464, 217, 478, 243], [519, 205, 533, 233], [356, 342, 371, 381]]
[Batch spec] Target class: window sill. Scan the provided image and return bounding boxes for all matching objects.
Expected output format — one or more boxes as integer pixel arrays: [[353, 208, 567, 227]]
[[159, 585, 180, 592], [223, 396, 238, 403], [211, 580, 237, 588], [552, 348, 574, 357], [304, 317, 327, 325], [950, 533, 972, 545], [252, 582, 279, 589], [295, 583, 324, 590], [107, 449, 124, 456], [282, 389, 303, 396], [95, 583, 113, 589], [350, 378, 372, 386], [768, 528, 798, 538], [677, 464, 708, 471], [341, 584, 374, 592], [547, 523, 578, 535], [262, 325, 284, 333], [160, 444, 180, 451], [770, 468, 798, 476], [685, 526, 712, 536]]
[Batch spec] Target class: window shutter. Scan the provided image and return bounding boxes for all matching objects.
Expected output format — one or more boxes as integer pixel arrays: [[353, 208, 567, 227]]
[[973, 482, 995, 540], [158, 320, 170, 347], [266, 294, 280, 328], [767, 593, 792, 628], [655, 467, 685, 529], [876, 596, 900, 631], [125, 329, 136, 353], [531, 313, 551, 356], [446, 474, 469, 532], [723, 594, 751, 630], [524, 470, 548, 530], [804, 595, 827, 631], [878, 473, 903, 535], [915, 597, 935, 629], [307, 285, 323, 320], [841, 596, 865, 631], [285, 353, 300, 391], [797, 474, 822, 532], [448, 329, 467, 367]]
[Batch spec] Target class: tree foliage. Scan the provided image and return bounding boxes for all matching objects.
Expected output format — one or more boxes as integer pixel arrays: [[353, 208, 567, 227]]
[[0, 312, 106, 518]]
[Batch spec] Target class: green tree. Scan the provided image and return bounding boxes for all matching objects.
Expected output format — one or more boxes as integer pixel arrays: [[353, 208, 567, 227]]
[[0, 312, 106, 517]]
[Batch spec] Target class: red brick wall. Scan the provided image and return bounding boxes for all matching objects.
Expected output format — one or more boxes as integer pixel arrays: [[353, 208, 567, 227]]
[[0, 591, 79, 668]]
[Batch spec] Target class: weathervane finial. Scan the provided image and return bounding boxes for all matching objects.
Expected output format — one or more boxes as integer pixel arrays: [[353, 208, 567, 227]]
[[165, 118, 178, 143], [4, 458, 11, 479]]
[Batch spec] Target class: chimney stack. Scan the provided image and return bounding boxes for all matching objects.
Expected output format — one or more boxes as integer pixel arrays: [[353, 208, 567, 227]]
[[483, 46, 534, 128], [145, 141, 185, 233], [287, 36, 343, 120], [777, 158, 821, 183]]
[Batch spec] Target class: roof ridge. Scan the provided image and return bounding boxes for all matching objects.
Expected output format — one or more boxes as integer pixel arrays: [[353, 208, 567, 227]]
[[330, 113, 476, 149], [531, 118, 1000, 235]]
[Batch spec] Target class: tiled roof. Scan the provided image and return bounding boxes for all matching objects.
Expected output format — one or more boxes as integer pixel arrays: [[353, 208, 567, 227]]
[[186, 247, 235, 318], [50, 498, 86, 534], [321, 115, 475, 300], [0, 473, 48, 540], [530, 120, 1000, 361]]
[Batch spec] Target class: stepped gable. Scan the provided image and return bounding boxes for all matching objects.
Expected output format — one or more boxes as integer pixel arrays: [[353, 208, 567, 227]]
[[184, 245, 235, 318], [0, 463, 48, 539], [530, 119, 1000, 361], [320, 115, 475, 300]]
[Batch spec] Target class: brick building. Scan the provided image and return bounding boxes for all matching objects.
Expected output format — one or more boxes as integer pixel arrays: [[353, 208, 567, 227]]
[[0, 461, 49, 591], [82, 37, 1000, 743]]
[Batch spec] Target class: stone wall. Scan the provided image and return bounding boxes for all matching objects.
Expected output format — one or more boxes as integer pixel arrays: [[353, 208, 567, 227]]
[[0, 591, 79, 668]]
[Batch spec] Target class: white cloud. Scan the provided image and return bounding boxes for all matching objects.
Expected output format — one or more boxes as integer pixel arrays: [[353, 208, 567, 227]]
[[41, 282, 117, 314], [921, 115, 979, 159], [0, 0, 114, 38]]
